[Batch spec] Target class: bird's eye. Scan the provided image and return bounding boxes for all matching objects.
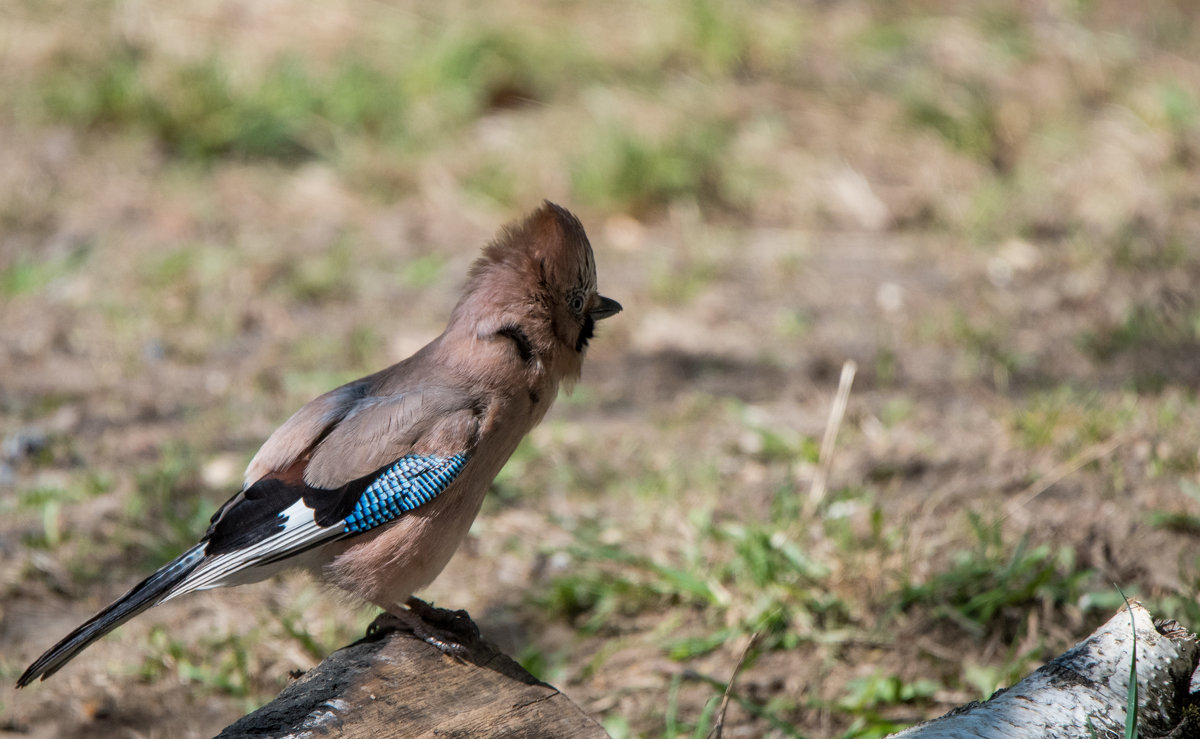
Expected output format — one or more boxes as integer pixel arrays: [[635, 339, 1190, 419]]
[[568, 294, 585, 315]]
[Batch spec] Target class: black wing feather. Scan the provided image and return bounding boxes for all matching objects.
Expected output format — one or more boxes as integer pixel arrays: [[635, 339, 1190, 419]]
[[203, 471, 378, 556]]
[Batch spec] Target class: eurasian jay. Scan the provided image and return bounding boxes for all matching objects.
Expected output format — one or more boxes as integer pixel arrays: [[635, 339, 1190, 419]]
[[17, 201, 621, 686]]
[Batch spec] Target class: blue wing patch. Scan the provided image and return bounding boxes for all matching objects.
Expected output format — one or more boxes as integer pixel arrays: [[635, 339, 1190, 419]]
[[343, 453, 469, 534]]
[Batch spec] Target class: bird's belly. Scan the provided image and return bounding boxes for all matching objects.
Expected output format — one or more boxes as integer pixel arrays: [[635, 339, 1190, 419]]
[[322, 480, 485, 609]]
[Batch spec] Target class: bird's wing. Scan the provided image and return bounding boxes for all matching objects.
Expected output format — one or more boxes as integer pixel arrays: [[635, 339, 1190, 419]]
[[302, 383, 482, 487], [171, 385, 482, 596], [240, 378, 372, 487]]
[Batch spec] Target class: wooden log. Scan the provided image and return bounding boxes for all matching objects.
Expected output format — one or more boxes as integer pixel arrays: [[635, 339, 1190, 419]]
[[217, 618, 606, 739], [890, 602, 1199, 738]]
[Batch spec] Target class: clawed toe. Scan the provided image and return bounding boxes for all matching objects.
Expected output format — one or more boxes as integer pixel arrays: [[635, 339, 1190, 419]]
[[366, 611, 406, 639], [415, 628, 471, 658], [367, 598, 480, 656], [404, 596, 482, 642]]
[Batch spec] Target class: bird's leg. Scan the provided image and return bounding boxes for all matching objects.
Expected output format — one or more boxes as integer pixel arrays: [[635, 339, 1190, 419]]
[[366, 597, 480, 657]]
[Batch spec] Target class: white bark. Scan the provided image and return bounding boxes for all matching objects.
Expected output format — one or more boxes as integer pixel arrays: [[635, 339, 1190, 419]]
[[890, 602, 1198, 738]]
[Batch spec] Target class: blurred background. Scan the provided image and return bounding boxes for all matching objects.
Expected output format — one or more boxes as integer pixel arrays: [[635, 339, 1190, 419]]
[[3, 1, 1200, 737]]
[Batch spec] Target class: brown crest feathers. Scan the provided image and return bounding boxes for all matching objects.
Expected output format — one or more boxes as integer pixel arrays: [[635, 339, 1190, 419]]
[[474, 201, 585, 267], [539, 200, 589, 250], [459, 202, 593, 307]]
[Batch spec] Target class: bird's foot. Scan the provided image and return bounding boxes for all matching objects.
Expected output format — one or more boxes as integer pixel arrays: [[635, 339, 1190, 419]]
[[366, 597, 480, 658], [404, 596, 481, 639]]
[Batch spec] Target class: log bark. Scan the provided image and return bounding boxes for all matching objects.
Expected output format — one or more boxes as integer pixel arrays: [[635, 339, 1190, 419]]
[[217, 621, 606, 739], [890, 602, 1199, 738]]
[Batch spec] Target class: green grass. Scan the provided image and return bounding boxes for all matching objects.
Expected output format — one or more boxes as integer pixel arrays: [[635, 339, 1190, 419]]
[[948, 312, 1030, 390], [1, 242, 93, 298], [896, 512, 1098, 638], [1080, 298, 1200, 392], [674, 0, 753, 77], [1157, 82, 1200, 133], [538, 500, 846, 660], [125, 445, 217, 568], [140, 625, 257, 700], [397, 254, 449, 290], [905, 80, 1007, 170], [41, 49, 327, 161], [571, 118, 747, 215], [1148, 480, 1200, 535], [269, 240, 357, 304], [29, 23, 595, 166], [836, 671, 939, 739], [1010, 386, 1134, 454]]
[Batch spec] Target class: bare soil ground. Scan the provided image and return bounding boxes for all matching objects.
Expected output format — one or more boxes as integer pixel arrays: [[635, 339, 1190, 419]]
[[3, 2, 1200, 737]]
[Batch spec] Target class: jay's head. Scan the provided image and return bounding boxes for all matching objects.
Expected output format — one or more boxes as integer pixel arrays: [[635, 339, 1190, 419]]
[[451, 201, 621, 387]]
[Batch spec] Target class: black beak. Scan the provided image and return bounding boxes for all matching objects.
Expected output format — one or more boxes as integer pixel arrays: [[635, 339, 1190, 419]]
[[589, 295, 622, 320]]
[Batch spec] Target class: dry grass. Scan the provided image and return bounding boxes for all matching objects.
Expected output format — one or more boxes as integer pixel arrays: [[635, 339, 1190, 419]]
[[3, 1, 1200, 737]]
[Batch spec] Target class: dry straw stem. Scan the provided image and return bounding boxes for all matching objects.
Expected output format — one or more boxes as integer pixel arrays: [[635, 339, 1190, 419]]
[[707, 630, 761, 739], [1002, 434, 1127, 523], [807, 360, 857, 512]]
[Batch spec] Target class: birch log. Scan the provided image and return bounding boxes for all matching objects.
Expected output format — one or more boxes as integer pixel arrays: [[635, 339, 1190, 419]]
[[890, 602, 1199, 738]]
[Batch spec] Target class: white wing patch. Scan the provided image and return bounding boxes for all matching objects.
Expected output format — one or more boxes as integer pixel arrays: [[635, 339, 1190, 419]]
[[161, 499, 337, 601]]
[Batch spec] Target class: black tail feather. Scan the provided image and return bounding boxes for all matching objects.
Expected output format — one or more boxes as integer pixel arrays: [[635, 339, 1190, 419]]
[[16, 545, 206, 687]]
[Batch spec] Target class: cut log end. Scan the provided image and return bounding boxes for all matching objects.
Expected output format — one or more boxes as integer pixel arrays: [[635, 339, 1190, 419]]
[[218, 620, 606, 739]]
